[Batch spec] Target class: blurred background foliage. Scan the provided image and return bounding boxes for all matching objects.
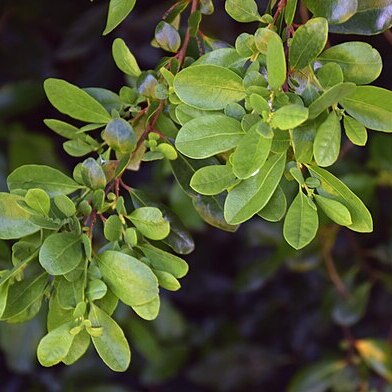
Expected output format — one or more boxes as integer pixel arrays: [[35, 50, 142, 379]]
[[1, 0, 392, 390]]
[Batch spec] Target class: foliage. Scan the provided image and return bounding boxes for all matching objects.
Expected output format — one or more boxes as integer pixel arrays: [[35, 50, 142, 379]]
[[1, 0, 392, 389]]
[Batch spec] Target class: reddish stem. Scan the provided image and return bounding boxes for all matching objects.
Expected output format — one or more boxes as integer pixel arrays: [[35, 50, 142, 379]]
[[177, 0, 199, 65]]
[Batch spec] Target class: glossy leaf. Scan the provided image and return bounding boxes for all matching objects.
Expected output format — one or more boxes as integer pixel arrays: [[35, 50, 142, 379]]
[[318, 42, 382, 84], [225, 0, 261, 22], [173, 65, 246, 110], [8, 165, 82, 196], [37, 322, 75, 367], [308, 82, 356, 119], [314, 111, 341, 167], [303, 0, 358, 24], [89, 304, 131, 372], [98, 250, 158, 307], [0, 193, 39, 239], [267, 32, 286, 91], [103, 0, 136, 35], [112, 38, 141, 77], [329, 1, 392, 35], [283, 191, 319, 250], [314, 194, 352, 225], [316, 63, 344, 89], [1, 273, 47, 320], [308, 166, 373, 232], [175, 114, 244, 158], [39, 233, 83, 275], [128, 207, 170, 240], [341, 86, 392, 132], [232, 125, 272, 179], [344, 116, 368, 146], [271, 105, 309, 130], [44, 79, 111, 123], [257, 185, 287, 222], [289, 18, 328, 70], [190, 165, 237, 195], [224, 153, 286, 224], [139, 243, 189, 279]]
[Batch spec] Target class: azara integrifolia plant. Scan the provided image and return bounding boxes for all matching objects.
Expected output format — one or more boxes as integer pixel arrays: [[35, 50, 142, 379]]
[[0, 0, 391, 374]]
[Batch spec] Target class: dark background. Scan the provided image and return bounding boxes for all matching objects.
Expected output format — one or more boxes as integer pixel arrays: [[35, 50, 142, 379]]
[[1, 1, 392, 391]]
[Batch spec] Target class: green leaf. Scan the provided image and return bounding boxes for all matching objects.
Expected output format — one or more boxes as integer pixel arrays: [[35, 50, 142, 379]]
[[81, 158, 107, 190], [37, 322, 75, 367], [104, 215, 123, 242], [25, 188, 50, 216], [128, 207, 170, 240], [103, 0, 136, 35], [308, 82, 356, 119], [112, 38, 141, 77], [225, 0, 261, 22], [8, 165, 82, 196], [344, 116, 367, 146], [224, 153, 286, 224], [63, 139, 95, 157], [285, 0, 299, 25], [154, 270, 181, 291], [341, 86, 392, 132], [44, 79, 111, 123], [257, 185, 287, 222], [87, 279, 108, 301], [98, 250, 158, 306], [44, 119, 78, 139], [173, 65, 246, 110], [356, 339, 392, 382], [283, 191, 319, 250], [1, 273, 47, 320], [288, 359, 347, 392], [104, 118, 136, 153], [54, 195, 76, 217], [308, 165, 373, 232], [289, 18, 328, 70], [232, 125, 272, 179], [314, 111, 341, 167], [190, 165, 237, 195], [303, 0, 358, 24], [62, 330, 90, 365], [131, 296, 160, 320], [89, 304, 131, 372], [155, 21, 181, 53], [267, 32, 286, 91], [139, 243, 189, 279], [39, 233, 83, 275], [175, 114, 244, 158], [271, 105, 309, 130], [0, 193, 39, 239], [314, 194, 352, 225], [318, 42, 382, 85], [316, 63, 344, 89], [193, 48, 245, 68], [130, 189, 194, 255], [329, 1, 392, 35]]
